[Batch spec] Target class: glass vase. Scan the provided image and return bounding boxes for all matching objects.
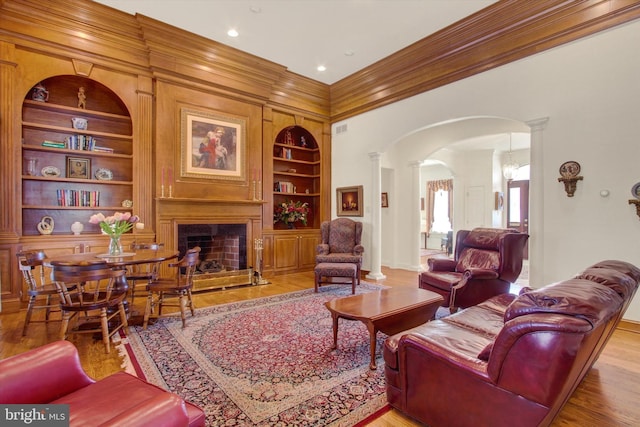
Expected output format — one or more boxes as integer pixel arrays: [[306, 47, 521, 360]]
[[108, 235, 123, 256]]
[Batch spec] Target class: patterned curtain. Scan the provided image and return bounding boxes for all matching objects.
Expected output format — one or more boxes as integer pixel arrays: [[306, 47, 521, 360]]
[[426, 179, 453, 236]]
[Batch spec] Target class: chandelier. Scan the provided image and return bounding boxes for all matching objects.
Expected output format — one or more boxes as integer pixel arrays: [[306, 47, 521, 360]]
[[502, 133, 519, 180]]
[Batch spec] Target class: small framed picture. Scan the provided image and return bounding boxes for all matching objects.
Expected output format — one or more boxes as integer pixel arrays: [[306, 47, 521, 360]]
[[66, 156, 91, 179], [381, 192, 389, 208], [337, 185, 363, 217], [494, 191, 504, 211]]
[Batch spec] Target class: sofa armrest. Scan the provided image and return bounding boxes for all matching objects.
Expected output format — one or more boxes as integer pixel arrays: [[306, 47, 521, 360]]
[[97, 394, 189, 427], [0, 341, 94, 404], [427, 258, 457, 272]]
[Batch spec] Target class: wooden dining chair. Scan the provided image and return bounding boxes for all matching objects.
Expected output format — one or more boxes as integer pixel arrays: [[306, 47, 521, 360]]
[[16, 250, 62, 336], [143, 247, 200, 330], [127, 242, 165, 304], [52, 262, 129, 353]]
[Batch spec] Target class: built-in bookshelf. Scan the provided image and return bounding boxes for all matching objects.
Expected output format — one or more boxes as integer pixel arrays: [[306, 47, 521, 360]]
[[21, 75, 133, 236]]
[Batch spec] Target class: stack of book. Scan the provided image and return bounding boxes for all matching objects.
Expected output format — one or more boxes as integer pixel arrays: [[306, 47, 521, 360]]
[[274, 181, 295, 193], [56, 189, 100, 207], [65, 135, 96, 151]]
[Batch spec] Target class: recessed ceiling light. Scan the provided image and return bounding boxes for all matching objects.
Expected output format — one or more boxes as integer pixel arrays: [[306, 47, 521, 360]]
[[344, 50, 355, 57], [317, 65, 326, 72], [227, 29, 239, 38], [250, 6, 262, 13]]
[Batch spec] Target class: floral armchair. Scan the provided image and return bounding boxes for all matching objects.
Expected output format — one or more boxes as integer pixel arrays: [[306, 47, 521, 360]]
[[316, 218, 364, 285]]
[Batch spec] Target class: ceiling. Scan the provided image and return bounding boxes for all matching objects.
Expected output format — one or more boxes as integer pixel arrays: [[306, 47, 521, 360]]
[[93, 0, 496, 85]]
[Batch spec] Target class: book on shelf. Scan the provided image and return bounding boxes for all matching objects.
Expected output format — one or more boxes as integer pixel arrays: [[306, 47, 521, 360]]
[[274, 181, 295, 193], [279, 147, 292, 159], [42, 140, 66, 148], [92, 145, 114, 153], [65, 135, 96, 151]]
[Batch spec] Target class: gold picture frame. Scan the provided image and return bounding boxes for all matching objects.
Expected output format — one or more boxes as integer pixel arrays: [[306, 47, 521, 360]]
[[337, 185, 363, 216], [180, 108, 246, 181], [66, 156, 91, 179]]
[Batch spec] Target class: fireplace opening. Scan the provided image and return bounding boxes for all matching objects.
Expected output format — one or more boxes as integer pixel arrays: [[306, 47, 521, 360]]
[[177, 224, 247, 274]]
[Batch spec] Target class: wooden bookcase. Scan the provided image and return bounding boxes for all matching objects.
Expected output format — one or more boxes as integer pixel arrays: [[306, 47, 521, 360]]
[[272, 126, 321, 230], [21, 76, 133, 237]]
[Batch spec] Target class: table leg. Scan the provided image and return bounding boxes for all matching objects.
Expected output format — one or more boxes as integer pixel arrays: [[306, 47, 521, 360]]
[[331, 313, 339, 349], [366, 322, 378, 370]]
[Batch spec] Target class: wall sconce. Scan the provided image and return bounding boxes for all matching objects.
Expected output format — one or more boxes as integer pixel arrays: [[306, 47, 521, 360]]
[[558, 161, 583, 197], [628, 182, 640, 219]]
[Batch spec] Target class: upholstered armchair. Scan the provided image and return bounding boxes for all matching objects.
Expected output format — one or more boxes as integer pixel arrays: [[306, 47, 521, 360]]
[[316, 218, 364, 285], [419, 227, 528, 312]]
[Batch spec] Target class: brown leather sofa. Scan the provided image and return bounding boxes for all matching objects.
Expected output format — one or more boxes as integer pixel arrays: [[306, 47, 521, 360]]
[[0, 340, 206, 427], [385, 260, 639, 427]]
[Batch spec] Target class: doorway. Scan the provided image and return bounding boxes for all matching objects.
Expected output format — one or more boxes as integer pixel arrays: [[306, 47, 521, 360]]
[[507, 179, 529, 259]]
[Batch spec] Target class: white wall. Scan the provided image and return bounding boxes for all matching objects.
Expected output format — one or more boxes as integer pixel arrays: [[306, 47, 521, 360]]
[[331, 20, 640, 321]]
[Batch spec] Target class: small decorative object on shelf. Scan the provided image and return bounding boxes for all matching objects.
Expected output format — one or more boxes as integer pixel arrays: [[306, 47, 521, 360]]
[[274, 200, 309, 228], [557, 161, 583, 197], [121, 199, 133, 208], [71, 221, 84, 235], [71, 117, 88, 130], [89, 212, 139, 256], [37, 216, 54, 235], [31, 82, 49, 102], [77, 86, 86, 109], [26, 158, 38, 176]]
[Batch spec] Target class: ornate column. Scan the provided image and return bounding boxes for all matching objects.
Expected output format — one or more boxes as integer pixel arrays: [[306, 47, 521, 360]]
[[410, 161, 423, 270], [0, 41, 17, 239], [366, 152, 386, 280], [526, 117, 549, 288]]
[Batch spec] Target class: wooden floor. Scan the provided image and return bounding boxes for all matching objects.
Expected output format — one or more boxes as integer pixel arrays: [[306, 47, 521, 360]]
[[1, 263, 639, 426]]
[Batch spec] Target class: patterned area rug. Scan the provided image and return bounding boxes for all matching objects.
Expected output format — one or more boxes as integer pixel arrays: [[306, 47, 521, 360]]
[[119, 283, 390, 426]]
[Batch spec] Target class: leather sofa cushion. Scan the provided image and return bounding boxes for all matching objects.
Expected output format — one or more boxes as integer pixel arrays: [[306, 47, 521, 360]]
[[52, 371, 205, 427], [456, 248, 499, 273], [504, 279, 623, 326], [419, 270, 463, 291], [589, 259, 640, 282], [461, 227, 515, 250], [575, 267, 637, 299]]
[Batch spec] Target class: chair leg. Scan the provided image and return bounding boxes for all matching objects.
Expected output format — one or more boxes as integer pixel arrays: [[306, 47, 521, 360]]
[[100, 308, 110, 353], [143, 292, 154, 330], [59, 311, 71, 340], [179, 293, 187, 328], [22, 296, 36, 336], [314, 271, 320, 292], [351, 275, 356, 294], [118, 301, 129, 334], [186, 289, 195, 315]]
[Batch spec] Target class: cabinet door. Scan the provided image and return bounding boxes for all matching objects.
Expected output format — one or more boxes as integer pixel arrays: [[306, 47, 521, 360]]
[[298, 233, 320, 270], [274, 235, 299, 271]]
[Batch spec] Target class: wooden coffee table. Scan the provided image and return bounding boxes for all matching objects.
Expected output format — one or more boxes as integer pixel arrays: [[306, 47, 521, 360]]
[[325, 288, 444, 369]]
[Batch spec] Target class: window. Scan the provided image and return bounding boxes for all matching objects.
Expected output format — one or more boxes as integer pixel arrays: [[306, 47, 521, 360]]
[[431, 190, 452, 233], [426, 179, 453, 235]]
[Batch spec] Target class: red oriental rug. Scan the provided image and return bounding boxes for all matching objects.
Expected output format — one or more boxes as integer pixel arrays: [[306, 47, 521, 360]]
[[118, 283, 391, 426]]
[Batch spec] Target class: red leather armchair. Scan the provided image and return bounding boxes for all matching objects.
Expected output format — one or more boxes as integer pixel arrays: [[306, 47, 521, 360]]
[[0, 341, 205, 427], [419, 227, 528, 312]]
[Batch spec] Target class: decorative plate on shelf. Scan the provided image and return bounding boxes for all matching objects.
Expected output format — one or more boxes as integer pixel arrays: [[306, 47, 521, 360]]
[[41, 166, 61, 177], [559, 161, 581, 178], [631, 182, 640, 199], [95, 168, 113, 181]]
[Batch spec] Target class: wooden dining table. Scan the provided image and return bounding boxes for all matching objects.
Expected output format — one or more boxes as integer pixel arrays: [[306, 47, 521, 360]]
[[45, 248, 180, 301]]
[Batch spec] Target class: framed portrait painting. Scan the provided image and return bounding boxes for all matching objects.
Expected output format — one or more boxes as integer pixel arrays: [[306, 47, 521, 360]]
[[337, 185, 363, 217], [180, 108, 246, 181], [66, 156, 91, 179]]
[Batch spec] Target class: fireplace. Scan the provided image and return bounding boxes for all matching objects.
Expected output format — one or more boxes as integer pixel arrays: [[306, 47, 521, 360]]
[[177, 223, 247, 272], [155, 198, 263, 291]]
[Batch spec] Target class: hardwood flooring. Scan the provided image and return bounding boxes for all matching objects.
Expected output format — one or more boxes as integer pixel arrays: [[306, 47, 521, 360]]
[[1, 264, 639, 426]]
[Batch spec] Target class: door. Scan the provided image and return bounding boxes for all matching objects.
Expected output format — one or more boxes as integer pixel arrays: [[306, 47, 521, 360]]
[[507, 180, 529, 259]]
